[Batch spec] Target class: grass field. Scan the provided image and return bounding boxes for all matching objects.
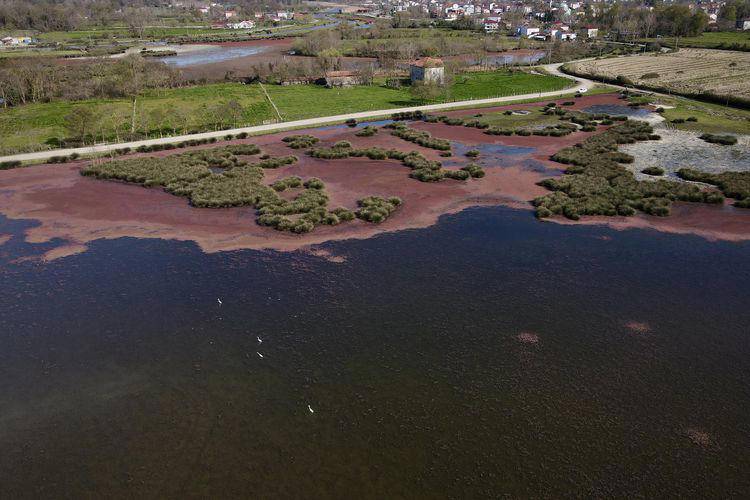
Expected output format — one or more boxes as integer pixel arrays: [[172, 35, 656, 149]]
[[654, 97, 750, 135], [0, 71, 569, 153], [567, 49, 750, 102], [641, 31, 750, 50]]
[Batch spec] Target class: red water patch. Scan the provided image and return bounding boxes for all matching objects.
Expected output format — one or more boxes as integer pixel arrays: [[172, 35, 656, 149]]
[[516, 332, 540, 344], [1, 96, 748, 260], [684, 429, 713, 448]]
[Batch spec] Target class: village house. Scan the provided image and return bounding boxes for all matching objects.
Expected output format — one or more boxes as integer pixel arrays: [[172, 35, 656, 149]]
[[410, 57, 445, 85], [517, 25, 540, 37], [484, 16, 501, 32]]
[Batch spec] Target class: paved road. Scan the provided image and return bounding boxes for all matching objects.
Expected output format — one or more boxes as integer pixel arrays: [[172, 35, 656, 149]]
[[0, 64, 597, 164]]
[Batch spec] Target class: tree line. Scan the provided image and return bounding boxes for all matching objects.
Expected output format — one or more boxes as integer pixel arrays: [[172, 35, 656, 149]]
[[0, 55, 182, 107]]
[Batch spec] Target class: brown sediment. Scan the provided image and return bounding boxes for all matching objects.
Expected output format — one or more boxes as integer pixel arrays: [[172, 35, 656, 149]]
[[624, 321, 652, 334], [516, 332, 540, 344], [0, 234, 11, 246], [0, 95, 748, 261], [684, 428, 712, 447]]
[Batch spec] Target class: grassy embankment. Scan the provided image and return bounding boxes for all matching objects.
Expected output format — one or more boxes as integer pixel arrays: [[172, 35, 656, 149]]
[[640, 31, 750, 50], [654, 97, 750, 135], [0, 71, 569, 154]]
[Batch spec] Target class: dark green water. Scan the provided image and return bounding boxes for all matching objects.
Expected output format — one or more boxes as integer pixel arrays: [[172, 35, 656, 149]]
[[1, 207, 749, 498]]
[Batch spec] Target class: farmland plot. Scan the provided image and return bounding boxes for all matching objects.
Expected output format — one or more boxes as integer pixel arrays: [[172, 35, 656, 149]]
[[568, 49, 750, 101]]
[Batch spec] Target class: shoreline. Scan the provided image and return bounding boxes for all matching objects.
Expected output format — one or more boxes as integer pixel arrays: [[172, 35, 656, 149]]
[[2, 94, 749, 262]]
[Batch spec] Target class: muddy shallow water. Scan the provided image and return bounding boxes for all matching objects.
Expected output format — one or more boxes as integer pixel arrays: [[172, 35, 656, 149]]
[[1, 204, 749, 497], [1, 93, 749, 263], [2, 92, 750, 496]]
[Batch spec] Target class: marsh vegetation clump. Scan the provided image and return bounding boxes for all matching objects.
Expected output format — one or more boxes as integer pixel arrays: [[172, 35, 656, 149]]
[[443, 169, 471, 180], [461, 163, 486, 178], [254, 155, 298, 169], [355, 196, 402, 223], [271, 176, 303, 192], [534, 120, 726, 220], [0, 160, 22, 170], [308, 145, 483, 185], [82, 150, 356, 233], [386, 123, 451, 151], [677, 168, 750, 207], [699, 133, 738, 146], [391, 111, 424, 121], [282, 135, 320, 149], [355, 126, 378, 137], [465, 149, 481, 158], [642, 166, 665, 176]]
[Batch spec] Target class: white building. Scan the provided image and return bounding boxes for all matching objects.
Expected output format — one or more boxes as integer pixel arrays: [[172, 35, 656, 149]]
[[517, 26, 540, 37], [228, 20, 255, 29]]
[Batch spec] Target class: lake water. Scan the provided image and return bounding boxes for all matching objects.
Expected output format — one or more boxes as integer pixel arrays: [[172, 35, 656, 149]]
[[1, 207, 749, 496], [160, 45, 270, 68]]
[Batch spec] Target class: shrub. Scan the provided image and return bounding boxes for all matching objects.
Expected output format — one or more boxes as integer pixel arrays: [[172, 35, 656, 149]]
[[443, 117, 464, 126], [444, 169, 471, 181], [304, 177, 325, 190], [699, 133, 738, 146], [225, 144, 261, 156], [642, 166, 665, 176], [465, 149, 480, 158], [503, 110, 513, 115], [439, 151, 452, 157], [236, 132, 249, 139], [355, 126, 378, 137], [562, 101, 576, 106], [345, 118, 357, 127], [282, 135, 319, 149], [641, 72, 660, 79], [391, 110, 423, 121], [333, 141, 352, 149], [461, 163, 485, 178], [272, 176, 303, 191], [686, 116, 698, 122], [356, 196, 401, 223], [0, 160, 22, 170]]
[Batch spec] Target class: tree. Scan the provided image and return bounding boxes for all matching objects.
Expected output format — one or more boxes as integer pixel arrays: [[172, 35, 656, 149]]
[[64, 107, 96, 144], [223, 100, 245, 128], [410, 82, 443, 102]]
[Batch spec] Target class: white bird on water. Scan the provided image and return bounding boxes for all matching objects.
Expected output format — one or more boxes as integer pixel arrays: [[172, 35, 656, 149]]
[[257, 336, 262, 344], [307, 404, 314, 414], [256, 352, 264, 359], [217, 298, 222, 306]]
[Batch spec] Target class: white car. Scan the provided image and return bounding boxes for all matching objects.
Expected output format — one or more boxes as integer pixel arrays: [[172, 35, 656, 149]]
[[578, 87, 589, 93]]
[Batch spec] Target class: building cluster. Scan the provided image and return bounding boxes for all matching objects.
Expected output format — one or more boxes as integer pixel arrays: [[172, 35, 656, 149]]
[[384, 0, 750, 34]]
